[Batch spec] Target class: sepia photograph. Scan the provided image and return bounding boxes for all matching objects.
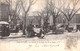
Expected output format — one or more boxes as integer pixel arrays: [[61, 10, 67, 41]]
[[0, 0, 80, 51]]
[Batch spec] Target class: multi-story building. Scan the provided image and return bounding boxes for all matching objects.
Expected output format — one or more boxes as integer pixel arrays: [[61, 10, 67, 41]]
[[0, 3, 9, 22], [49, 14, 80, 29], [55, 14, 80, 25]]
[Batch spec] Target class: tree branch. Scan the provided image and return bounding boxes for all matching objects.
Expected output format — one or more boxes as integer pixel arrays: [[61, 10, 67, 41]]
[[70, 8, 80, 20]]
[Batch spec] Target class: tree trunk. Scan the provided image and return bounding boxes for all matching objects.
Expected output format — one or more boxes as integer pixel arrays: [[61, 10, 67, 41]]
[[52, 17, 56, 33], [23, 25, 26, 35], [23, 13, 26, 35], [67, 20, 71, 32], [53, 18, 56, 26], [68, 21, 70, 26]]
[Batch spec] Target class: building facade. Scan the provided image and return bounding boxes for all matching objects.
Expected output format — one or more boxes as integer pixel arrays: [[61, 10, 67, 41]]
[[0, 3, 9, 22], [49, 14, 80, 25]]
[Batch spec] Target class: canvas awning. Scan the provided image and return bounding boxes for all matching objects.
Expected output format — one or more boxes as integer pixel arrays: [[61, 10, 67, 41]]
[[0, 21, 9, 24]]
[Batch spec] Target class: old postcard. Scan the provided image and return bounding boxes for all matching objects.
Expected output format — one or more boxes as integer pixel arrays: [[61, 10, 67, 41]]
[[0, 0, 80, 51]]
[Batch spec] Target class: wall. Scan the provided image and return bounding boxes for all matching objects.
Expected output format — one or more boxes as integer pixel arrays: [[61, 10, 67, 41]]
[[0, 3, 9, 22]]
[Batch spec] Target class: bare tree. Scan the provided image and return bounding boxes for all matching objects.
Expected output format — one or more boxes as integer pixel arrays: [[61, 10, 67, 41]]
[[39, 0, 52, 33], [33, 0, 51, 33], [6, 0, 21, 26], [20, 0, 37, 35], [60, 0, 80, 26], [48, 0, 61, 27], [44, 0, 64, 33], [34, 0, 61, 33]]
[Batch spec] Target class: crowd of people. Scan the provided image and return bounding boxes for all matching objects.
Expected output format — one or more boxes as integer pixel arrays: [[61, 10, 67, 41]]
[[26, 24, 45, 38]]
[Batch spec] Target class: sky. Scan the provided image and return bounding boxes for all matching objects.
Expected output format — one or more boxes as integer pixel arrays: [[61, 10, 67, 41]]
[[1, 0, 80, 15], [30, 0, 80, 15]]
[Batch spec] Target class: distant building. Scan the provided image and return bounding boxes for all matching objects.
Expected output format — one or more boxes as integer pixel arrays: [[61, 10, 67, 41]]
[[25, 16, 40, 26], [49, 14, 80, 25], [0, 3, 9, 22], [25, 14, 80, 27]]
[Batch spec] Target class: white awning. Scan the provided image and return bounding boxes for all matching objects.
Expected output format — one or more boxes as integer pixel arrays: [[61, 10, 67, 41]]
[[0, 21, 9, 24]]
